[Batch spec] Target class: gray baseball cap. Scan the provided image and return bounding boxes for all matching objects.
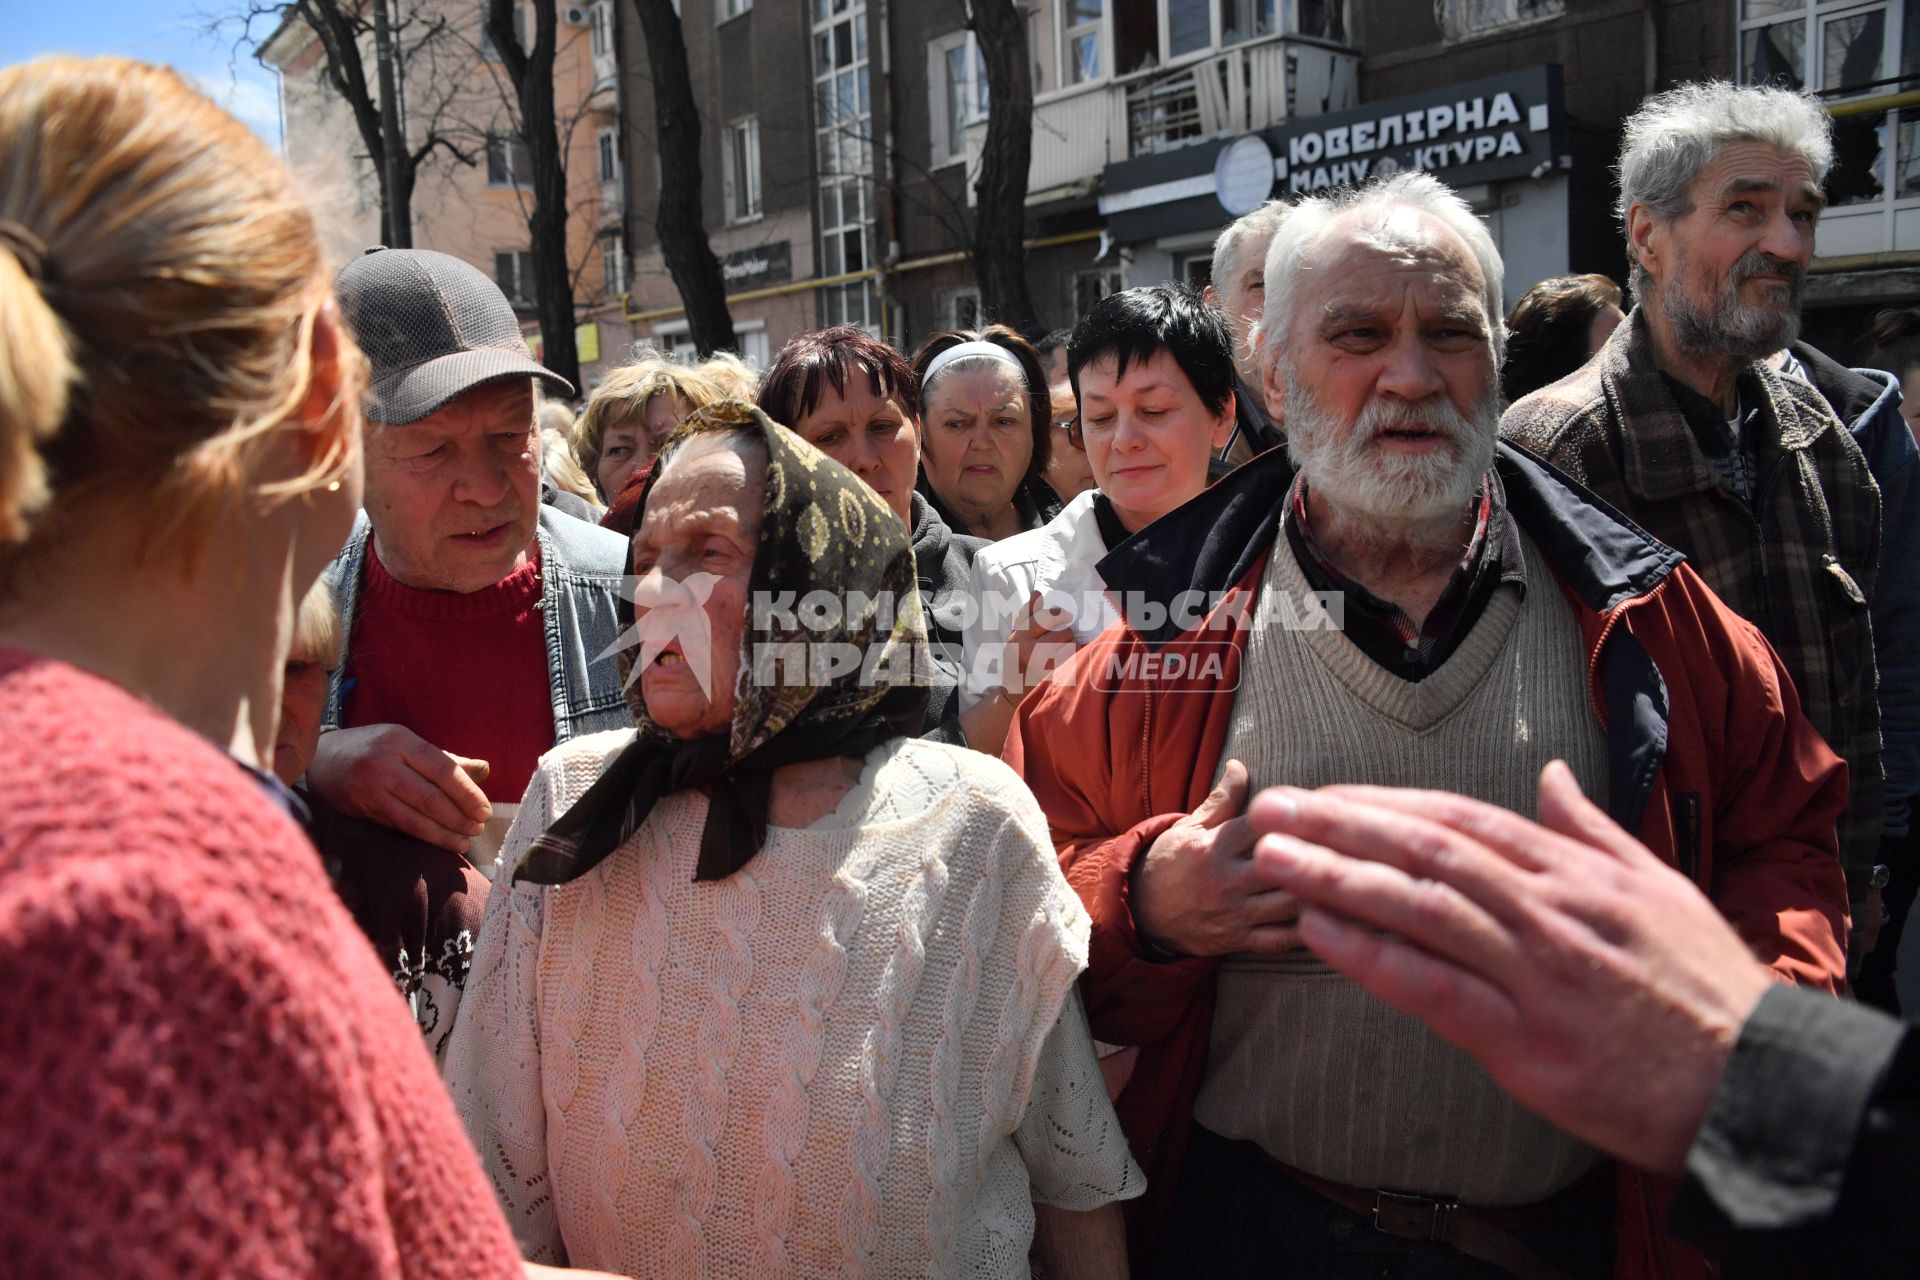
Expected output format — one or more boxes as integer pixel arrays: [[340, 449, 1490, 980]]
[[336, 247, 575, 425]]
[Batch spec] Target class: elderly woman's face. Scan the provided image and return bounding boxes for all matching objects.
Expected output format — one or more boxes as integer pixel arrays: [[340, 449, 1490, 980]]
[[628, 440, 762, 740], [787, 377, 920, 529], [919, 363, 1034, 525], [599, 392, 686, 501]]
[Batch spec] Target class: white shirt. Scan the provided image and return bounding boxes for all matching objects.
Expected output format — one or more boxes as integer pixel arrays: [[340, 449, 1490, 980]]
[[959, 489, 1121, 710], [445, 732, 1141, 1277]]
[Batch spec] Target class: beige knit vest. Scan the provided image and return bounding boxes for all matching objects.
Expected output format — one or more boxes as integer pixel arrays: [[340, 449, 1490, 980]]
[[1193, 530, 1609, 1205]]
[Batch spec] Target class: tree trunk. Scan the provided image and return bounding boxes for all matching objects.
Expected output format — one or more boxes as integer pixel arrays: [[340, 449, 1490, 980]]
[[295, 0, 418, 248], [629, 0, 737, 356], [489, 0, 579, 389], [370, 0, 412, 247], [969, 0, 1040, 334]]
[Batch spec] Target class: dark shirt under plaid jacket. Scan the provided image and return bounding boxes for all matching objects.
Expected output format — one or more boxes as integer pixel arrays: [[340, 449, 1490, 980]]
[[1502, 307, 1884, 901]]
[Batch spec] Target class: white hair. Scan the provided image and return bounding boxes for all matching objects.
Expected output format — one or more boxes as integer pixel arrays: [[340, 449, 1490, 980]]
[[1616, 81, 1833, 294], [1255, 170, 1507, 364], [654, 423, 770, 490], [1210, 199, 1292, 290]]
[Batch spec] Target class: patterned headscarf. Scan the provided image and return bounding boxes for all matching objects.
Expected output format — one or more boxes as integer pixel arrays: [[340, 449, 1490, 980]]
[[514, 402, 931, 884]]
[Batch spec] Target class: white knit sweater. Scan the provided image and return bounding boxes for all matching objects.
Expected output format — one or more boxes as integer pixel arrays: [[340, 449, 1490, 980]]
[[445, 733, 1140, 1278]]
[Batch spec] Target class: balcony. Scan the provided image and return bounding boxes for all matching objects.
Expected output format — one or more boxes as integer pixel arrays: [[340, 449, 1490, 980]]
[[961, 34, 1357, 204]]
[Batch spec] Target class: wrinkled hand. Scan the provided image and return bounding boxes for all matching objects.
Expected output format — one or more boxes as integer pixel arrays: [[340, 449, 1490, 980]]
[[306, 723, 492, 854], [1133, 759, 1302, 957], [1245, 761, 1773, 1175]]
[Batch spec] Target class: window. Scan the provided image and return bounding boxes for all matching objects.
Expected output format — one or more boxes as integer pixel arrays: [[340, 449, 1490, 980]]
[[1435, 0, 1563, 41], [1167, 0, 1210, 58], [929, 31, 988, 165], [937, 285, 982, 332], [1220, 0, 1279, 45], [1074, 267, 1125, 317], [812, 0, 879, 329], [1052, 0, 1348, 79], [1738, 2, 1917, 210], [598, 128, 620, 184], [740, 328, 770, 369], [1293, 0, 1347, 42], [724, 116, 762, 223], [600, 235, 627, 299], [718, 0, 753, 19], [1062, 0, 1102, 84], [494, 250, 537, 307], [486, 133, 532, 187], [590, 0, 613, 57]]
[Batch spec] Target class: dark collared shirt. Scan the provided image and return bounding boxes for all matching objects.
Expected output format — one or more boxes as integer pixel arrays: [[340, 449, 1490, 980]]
[[1283, 471, 1527, 682], [1659, 372, 1766, 505]]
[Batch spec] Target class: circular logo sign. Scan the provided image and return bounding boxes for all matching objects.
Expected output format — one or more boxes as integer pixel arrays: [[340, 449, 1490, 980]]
[[1215, 134, 1276, 216]]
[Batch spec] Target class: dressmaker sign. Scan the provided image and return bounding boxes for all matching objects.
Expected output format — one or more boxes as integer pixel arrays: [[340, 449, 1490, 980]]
[[719, 241, 792, 290], [1275, 66, 1566, 194], [1098, 65, 1568, 245]]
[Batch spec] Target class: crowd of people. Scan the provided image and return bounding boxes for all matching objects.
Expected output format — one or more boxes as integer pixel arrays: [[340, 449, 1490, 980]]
[[2, 54, 1918, 1280]]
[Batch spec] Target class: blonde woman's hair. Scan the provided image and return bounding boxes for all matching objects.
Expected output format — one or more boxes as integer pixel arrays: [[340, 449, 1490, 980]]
[[572, 350, 728, 487], [536, 397, 577, 438], [696, 350, 760, 401], [288, 577, 342, 670], [0, 57, 360, 581], [542, 427, 603, 511]]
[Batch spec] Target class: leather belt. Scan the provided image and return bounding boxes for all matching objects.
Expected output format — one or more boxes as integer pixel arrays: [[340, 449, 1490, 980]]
[[1276, 1162, 1582, 1280]]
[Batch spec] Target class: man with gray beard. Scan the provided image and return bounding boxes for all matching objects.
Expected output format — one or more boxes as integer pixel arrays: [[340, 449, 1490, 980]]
[[1503, 83, 1886, 959], [1007, 171, 1850, 1279]]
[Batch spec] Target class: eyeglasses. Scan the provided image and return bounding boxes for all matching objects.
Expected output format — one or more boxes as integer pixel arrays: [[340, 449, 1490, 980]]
[[1053, 415, 1085, 450]]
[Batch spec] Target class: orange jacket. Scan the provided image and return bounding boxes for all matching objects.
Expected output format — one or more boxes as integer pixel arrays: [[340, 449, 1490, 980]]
[[1005, 445, 1850, 1278]]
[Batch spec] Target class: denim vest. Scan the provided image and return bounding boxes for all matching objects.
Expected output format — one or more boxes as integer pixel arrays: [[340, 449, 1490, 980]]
[[323, 506, 633, 745]]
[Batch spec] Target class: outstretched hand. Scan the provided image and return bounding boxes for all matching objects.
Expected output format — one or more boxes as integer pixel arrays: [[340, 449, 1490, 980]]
[[1244, 761, 1773, 1174]]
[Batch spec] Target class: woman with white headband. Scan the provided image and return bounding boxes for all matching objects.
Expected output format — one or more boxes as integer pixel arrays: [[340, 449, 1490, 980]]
[[912, 327, 1064, 543]]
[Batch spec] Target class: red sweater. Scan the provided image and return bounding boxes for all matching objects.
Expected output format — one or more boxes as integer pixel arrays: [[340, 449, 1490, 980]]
[[0, 649, 523, 1279], [343, 541, 555, 803]]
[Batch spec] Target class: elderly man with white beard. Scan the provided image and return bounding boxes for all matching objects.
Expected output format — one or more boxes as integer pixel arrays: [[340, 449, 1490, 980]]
[[1005, 171, 1851, 1280]]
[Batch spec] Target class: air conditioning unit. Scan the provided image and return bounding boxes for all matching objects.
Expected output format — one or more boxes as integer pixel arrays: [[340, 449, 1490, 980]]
[[563, 4, 593, 27]]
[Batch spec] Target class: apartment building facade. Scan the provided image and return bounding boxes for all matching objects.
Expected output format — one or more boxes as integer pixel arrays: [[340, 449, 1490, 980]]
[[277, 2, 1920, 378], [262, 0, 631, 389]]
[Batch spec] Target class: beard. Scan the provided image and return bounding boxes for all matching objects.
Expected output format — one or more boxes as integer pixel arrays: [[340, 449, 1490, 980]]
[[1283, 370, 1500, 547], [1665, 247, 1805, 363]]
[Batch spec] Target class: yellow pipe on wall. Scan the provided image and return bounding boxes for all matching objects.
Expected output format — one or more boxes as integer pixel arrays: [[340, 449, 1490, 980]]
[[619, 227, 1108, 326]]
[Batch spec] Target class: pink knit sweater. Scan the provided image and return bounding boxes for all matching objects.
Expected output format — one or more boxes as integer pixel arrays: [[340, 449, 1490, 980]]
[[0, 649, 523, 1279]]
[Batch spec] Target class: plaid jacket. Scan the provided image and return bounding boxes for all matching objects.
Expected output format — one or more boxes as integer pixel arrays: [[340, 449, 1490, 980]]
[[1503, 308, 1884, 897]]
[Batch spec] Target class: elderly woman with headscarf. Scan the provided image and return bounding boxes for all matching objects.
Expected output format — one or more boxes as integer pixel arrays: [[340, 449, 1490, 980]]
[[758, 326, 1073, 753], [445, 402, 1141, 1278]]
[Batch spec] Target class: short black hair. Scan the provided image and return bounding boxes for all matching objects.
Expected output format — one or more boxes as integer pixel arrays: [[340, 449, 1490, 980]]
[[1067, 283, 1235, 417], [1034, 327, 1074, 357]]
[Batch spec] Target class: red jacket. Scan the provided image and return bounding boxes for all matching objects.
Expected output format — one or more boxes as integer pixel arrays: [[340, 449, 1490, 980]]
[[1005, 445, 1850, 1279]]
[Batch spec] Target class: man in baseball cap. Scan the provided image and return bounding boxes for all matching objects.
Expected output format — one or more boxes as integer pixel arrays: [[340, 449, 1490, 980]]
[[308, 249, 631, 873]]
